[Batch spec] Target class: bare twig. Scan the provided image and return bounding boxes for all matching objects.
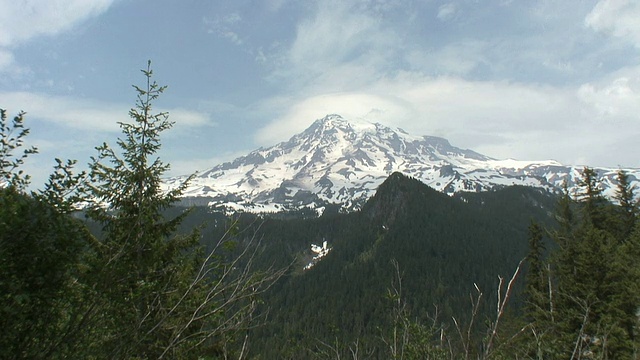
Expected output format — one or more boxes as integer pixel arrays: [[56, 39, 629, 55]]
[[547, 264, 555, 324], [484, 258, 525, 358], [452, 282, 482, 360], [570, 298, 591, 360], [316, 337, 342, 360], [150, 218, 287, 358]]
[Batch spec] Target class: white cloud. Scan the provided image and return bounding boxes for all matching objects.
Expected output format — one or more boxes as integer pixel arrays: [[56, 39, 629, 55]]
[[254, 0, 640, 168], [204, 13, 245, 46], [0, 0, 116, 73], [0, 49, 14, 69], [1, 92, 123, 131], [0, 92, 212, 132], [223, 13, 242, 24], [166, 151, 248, 176], [264, 0, 289, 12], [437, 3, 457, 21], [0, 0, 115, 46], [256, 92, 413, 144], [289, 5, 374, 65], [272, 0, 397, 91], [577, 65, 640, 119], [1, 91, 213, 186], [393, 77, 572, 131], [256, 70, 640, 167], [585, 0, 640, 47], [168, 108, 211, 127], [407, 40, 488, 75], [259, 75, 568, 143]]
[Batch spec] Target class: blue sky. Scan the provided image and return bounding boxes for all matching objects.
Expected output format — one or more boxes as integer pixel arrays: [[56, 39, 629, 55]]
[[1, 0, 640, 186]]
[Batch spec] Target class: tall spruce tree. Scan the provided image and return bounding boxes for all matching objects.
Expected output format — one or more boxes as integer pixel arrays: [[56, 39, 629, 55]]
[[524, 221, 547, 323], [614, 170, 637, 241], [84, 62, 251, 358], [577, 167, 608, 229]]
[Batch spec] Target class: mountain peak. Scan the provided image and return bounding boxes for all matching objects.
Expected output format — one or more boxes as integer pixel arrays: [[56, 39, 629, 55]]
[[167, 115, 640, 213], [306, 114, 384, 137], [362, 171, 453, 224], [315, 113, 372, 127]]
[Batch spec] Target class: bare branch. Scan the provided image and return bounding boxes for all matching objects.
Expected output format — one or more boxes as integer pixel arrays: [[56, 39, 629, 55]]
[[484, 258, 525, 358]]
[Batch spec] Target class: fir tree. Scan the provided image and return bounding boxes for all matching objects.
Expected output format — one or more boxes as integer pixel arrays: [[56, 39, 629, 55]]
[[613, 170, 637, 241], [576, 167, 608, 229], [83, 62, 212, 358], [524, 221, 548, 324], [546, 168, 640, 358], [82, 62, 281, 358]]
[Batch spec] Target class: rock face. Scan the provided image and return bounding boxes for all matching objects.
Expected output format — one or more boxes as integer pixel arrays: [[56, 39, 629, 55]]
[[165, 114, 639, 213]]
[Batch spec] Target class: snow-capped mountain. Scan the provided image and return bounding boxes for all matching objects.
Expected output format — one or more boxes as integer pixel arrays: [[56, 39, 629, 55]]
[[166, 114, 639, 213]]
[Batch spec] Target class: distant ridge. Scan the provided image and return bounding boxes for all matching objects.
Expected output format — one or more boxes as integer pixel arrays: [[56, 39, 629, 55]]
[[165, 114, 640, 213]]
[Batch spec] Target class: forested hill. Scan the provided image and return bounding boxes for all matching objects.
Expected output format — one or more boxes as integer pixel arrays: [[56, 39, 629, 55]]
[[230, 172, 559, 358]]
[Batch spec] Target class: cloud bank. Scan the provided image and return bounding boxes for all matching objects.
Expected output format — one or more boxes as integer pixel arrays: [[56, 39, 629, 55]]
[[0, 0, 116, 73], [254, 0, 640, 168]]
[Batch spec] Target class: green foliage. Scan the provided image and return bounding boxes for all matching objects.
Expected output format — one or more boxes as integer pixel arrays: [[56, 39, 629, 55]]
[[0, 187, 89, 359], [0, 63, 280, 359], [0, 109, 38, 190], [383, 260, 450, 360], [516, 167, 640, 359], [577, 167, 608, 229], [81, 62, 228, 358], [524, 221, 547, 322], [613, 170, 637, 241], [37, 158, 87, 213], [0, 110, 91, 359]]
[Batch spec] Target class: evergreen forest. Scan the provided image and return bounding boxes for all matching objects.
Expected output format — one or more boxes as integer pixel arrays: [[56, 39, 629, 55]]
[[2, 65, 640, 359]]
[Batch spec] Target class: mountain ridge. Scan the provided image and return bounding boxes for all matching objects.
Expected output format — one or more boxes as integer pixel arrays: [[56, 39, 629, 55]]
[[165, 114, 639, 212]]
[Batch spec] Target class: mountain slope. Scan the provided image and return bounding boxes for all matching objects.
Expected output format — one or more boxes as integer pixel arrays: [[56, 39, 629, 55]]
[[245, 172, 559, 358], [166, 114, 639, 212]]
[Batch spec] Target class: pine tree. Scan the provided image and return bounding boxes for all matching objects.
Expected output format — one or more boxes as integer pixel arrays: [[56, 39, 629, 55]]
[[524, 221, 547, 323], [546, 167, 640, 358], [576, 167, 608, 229], [557, 180, 574, 239], [82, 62, 215, 358], [83, 62, 281, 359], [613, 170, 636, 241]]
